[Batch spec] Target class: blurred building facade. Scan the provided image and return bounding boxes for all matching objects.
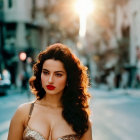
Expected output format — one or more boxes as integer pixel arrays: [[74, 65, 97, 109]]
[[83, 0, 140, 88], [0, 0, 140, 88], [0, 0, 42, 87], [0, 0, 79, 88]]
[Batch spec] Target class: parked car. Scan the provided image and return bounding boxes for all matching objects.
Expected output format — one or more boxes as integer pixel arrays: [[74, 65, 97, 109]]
[[0, 70, 11, 96]]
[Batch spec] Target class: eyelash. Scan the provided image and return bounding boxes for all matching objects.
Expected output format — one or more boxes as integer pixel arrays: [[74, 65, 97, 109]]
[[42, 71, 62, 77], [43, 71, 49, 75], [55, 73, 62, 77]]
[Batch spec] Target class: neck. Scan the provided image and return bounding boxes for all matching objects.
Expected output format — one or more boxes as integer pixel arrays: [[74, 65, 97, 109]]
[[37, 94, 62, 108]]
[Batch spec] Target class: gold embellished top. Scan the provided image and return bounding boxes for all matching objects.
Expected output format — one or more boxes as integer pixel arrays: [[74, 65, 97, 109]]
[[23, 103, 79, 140]]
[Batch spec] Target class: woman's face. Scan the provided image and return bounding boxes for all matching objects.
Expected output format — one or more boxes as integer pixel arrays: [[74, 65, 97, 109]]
[[41, 59, 67, 96]]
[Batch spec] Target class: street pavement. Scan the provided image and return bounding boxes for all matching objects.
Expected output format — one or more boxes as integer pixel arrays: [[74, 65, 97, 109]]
[[90, 88, 140, 140], [0, 89, 34, 140], [0, 88, 140, 140]]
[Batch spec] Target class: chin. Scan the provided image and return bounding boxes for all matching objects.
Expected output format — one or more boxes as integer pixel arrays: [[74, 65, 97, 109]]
[[47, 90, 63, 95]]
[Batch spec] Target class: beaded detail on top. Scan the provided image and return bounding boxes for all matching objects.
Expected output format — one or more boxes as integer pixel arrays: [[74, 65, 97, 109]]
[[57, 134, 79, 140], [23, 126, 45, 140], [23, 126, 79, 140], [23, 102, 80, 140]]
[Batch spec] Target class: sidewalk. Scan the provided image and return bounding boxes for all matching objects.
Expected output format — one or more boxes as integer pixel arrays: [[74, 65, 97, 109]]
[[7, 86, 140, 97], [89, 86, 140, 98], [6, 87, 32, 95]]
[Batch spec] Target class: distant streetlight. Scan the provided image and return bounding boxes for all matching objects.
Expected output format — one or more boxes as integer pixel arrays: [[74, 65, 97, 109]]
[[19, 52, 27, 61], [74, 0, 94, 38]]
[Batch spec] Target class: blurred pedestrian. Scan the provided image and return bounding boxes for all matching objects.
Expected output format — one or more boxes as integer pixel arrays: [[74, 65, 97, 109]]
[[106, 70, 115, 90], [2, 69, 11, 87], [22, 70, 30, 90], [8, 43, 92, 140], [120, 68, 129, 89], [136, 59, 140, 88]]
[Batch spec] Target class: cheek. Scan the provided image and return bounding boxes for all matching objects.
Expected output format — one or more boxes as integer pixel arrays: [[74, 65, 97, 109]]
[[41, 74, 46, 85], [57, 78, 67, 87]]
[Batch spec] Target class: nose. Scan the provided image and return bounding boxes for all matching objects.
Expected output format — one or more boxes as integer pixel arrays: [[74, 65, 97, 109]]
[[48, 74, 54, 84]]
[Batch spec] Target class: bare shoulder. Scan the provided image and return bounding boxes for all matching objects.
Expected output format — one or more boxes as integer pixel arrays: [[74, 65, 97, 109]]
[[88, 120, 93, 127], [8, 101, 35, 140], [80, 120, 93, 140], [16, 102, 33, 114], [18, 101, 33, 112], [11, 101, 35, 125]]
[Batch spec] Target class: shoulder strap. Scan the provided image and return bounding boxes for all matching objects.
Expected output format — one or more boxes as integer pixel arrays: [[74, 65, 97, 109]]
[[29, 102, 34, 118], [26, 102, 35, 125]]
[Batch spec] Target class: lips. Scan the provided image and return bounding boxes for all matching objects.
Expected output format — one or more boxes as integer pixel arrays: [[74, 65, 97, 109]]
[[46, 85, 55, 90]]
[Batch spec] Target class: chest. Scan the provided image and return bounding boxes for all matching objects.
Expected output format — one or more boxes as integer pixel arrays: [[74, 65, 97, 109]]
[[26, 106, 75, 140]]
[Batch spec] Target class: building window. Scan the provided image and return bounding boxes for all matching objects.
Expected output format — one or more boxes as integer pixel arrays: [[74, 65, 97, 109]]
[[0, 0, 3, 9], [8, 0, 12, 8]]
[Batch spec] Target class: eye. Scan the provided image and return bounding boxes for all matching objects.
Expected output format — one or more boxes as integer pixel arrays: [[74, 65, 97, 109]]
[[55, 73, 63, 77], [42, 71, 49, 75]]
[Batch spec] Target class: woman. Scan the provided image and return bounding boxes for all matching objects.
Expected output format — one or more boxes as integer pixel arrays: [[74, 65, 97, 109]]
[[8, 43, 92, 140]]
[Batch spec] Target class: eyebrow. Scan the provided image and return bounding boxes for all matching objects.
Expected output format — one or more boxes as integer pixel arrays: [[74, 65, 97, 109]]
[[42, 68, 65, 73]]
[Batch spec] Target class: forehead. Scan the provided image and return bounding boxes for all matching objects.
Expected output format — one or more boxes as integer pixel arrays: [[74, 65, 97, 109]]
[[42, 59, 65, 71]]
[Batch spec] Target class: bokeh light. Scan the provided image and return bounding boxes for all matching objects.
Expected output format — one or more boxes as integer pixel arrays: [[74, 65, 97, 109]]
[[19, 52, 27, 61], [74, 0, 94, 37]]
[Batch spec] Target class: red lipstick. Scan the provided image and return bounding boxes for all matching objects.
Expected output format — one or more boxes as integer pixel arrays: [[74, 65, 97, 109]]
[[46, 85, 55, 90]]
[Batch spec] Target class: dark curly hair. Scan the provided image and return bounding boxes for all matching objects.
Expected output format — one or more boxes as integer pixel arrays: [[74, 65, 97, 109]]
[[29, 43, 91, 137]]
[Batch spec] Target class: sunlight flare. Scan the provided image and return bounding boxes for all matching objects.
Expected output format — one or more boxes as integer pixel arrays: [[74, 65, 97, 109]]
[[74, 0, 94, 37]]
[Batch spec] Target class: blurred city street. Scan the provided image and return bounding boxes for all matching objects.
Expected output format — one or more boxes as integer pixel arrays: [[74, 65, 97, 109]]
[[90, 88, 140, 140], [0, 88, 140, 140], [1, 0, 140, 140], [0, 89, 34, 140]]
